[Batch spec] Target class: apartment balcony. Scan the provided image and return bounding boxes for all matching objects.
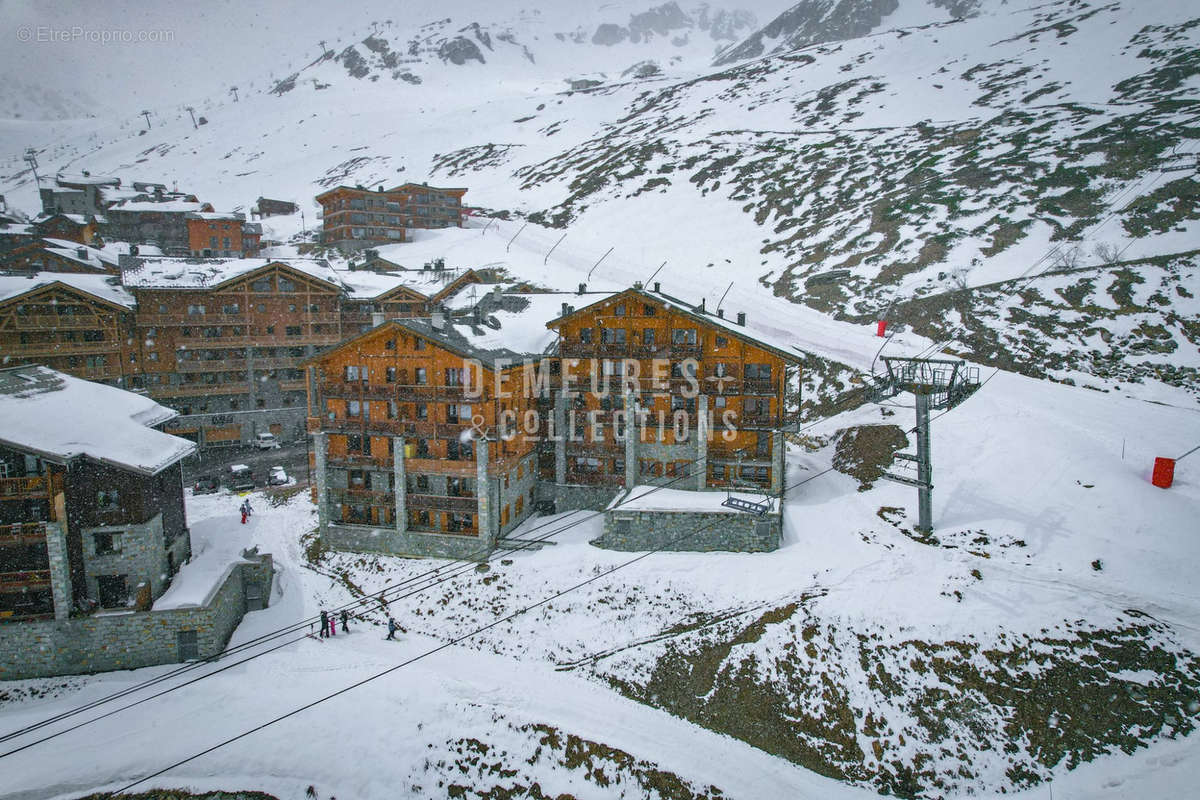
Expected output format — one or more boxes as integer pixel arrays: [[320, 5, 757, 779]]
[[151, 383, 250, 398], [0, 476, 49, 500], [327, 453, 394, 469], [176, 358, 247, 373], [0, 569, 52, 591], [0, 521, 48, 545], [279, 380, 308, 392], [328, 486, 393, 504], [566, 440, 622, 457], [563, 472, 624, 487], [742, 378, 776, 395], [407, 493, 477, 513], [179, 333, 342, 348], [16, 340, 121, 357], [14, 314, 107, 330]]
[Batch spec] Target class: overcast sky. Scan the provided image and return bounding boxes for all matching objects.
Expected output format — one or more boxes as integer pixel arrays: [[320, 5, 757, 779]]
[[0, 0, 794, 116]]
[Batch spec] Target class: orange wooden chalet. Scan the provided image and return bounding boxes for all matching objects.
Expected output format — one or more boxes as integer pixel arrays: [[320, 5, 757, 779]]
[[305, 311, 542, 559]]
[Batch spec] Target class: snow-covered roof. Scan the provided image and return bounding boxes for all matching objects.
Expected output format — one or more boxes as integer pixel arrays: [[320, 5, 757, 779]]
[[0, 272, 135, 309], [0, 223, 37, 236], [548, 286, 805, 364], [340, 268, 468, 300], [119, 256, 343, 291], [607, 485, 779, 515], [55, 172, 119, 186], [40, 238, 120, 271], [186, 211, 245, 222], [0, 365, 195, 475], [108, 200, 208, 213]]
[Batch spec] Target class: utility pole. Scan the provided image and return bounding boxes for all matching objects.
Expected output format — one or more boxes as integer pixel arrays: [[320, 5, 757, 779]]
[[140, 110, 152, 130], [874, 357, 979, 536], [23, 148, 41, 189], [185, 106, 198, 129], [230, 86, 239, 102], [318, 40, 328, 58]]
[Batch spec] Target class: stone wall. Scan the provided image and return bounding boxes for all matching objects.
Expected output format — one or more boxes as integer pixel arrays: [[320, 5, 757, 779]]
[[0, 553, 273, 681], [551, 482, 622, 513], [597, 508, 781, 552], [320, 523, 492, 561]]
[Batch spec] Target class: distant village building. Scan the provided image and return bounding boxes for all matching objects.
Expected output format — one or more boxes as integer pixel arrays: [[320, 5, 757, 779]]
[[0, 365, 194, 621], [315, 183, 468, 252], [252, 197, 298, 218], [186, 211, 261, 257]]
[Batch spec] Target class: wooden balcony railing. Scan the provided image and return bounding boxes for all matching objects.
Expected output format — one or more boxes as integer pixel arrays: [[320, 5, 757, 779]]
[[0, 521, 48, 545], [15, 340, 121, 357], [0, 476, 48, 499], [176, 358, 247, 373], [407, 493, 477, 513], [563, 472, 624, 487], [14, 314, 107, 330], [0, 569, 52, 589]]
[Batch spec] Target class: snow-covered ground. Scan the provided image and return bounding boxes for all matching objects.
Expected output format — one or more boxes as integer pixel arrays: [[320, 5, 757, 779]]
[[0, 366, 1197, 799]]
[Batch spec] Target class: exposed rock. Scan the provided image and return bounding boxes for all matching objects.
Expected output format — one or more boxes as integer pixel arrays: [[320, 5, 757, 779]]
[[438, 36, 485, 65]]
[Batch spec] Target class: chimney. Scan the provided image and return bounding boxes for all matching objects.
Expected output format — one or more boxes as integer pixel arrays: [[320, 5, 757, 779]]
[[472, 305, 482, 324], [491, 285, 502, 299], [633, 280, 643, 290], [577, 283, 586, 295], [717, 309, 724, 319], [431, 310, 445, 332], [653, 281, 661, 293], [76, 247, 88, 259], [697, 298, 706, 313], [561, 302, 570, 317], [736, 312, 746, 326], [371, 312, 386, 328]]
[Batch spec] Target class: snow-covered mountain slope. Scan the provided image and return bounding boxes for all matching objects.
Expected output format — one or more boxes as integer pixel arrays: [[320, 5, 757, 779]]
[[713, 0, 993, 65], [0, 78, 97, 121]]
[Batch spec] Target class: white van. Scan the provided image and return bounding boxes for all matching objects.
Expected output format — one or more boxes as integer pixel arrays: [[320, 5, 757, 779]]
[[254, 432, 279, 450]]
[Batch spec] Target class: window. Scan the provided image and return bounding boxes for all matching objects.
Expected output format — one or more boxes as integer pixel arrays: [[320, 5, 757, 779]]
[[286, 326, 301, 337], [745, 363, 773, 383], [266, 325, 275, 335], [643, 329, 656, 345], [178, 630, 199, 661], [715, 336, 728, 348], [279, 277, 296, 292], [96, 490, 119, 512], [614, 303, 626, 317], [744, 398, 770, 417], [348, 468, 365, 486], [222, 303, 240, 315], [94, 532, 122, 554], [158, 304, 168, 314], [672, 328, 698, 345], [251, 278, 272, 292], [385, 366, 397, 383], [414, 368, 427, 385], [643, 303, 657, 316], [714, 396, 727, 409], [344, 365, 365, 383], [579, 328, 593, 344], [385, 338, 396, 350], [600, 328, 627, 345], [187, 304, 205, 316], [387, 400, 398, 419], [288, 303, 297, 313], [415, 403, 428, 420], [347, 400, 363, 418]]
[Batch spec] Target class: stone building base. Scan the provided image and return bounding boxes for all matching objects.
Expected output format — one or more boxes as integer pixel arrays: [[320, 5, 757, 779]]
[[597, 506, 782, 553], [320, 522, 494, 561]]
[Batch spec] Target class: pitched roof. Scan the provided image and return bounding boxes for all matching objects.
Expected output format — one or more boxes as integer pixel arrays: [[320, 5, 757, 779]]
[[0, 272, 135, 309], [546, 286, 804, 363], [119, 256, 343, 291], [0, 365, 195, 475]]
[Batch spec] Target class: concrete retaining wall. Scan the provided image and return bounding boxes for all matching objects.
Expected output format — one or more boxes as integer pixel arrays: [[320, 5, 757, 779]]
[[320, 522, 492, 561], [0, 554, 273, 681]]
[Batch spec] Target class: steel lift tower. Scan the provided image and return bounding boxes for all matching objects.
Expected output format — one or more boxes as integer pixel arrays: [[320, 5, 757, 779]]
[[873, 357, 979, 535]]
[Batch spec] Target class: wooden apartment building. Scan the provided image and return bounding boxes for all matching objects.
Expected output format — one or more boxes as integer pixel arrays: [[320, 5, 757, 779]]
[[545, 282, 798, 509], [315, 183, 468, 252], [0, 257, 483, 447], [306, 314, 540, 558]]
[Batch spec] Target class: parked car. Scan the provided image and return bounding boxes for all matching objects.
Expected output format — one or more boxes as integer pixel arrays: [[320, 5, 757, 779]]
[[268, 465, 288, 486], [254, 432, 280, 450], [228, 464, 254, 491], [193, 475, 219, 494]]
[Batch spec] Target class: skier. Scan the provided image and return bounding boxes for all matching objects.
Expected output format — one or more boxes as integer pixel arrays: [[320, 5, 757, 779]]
[[240, 506, 247, 525], [244, 498, 253, 518], [340, 609, 350, 632], [386, 617, 398, 641], [329, 613, 337, 636], [319, 609, 329, 638]]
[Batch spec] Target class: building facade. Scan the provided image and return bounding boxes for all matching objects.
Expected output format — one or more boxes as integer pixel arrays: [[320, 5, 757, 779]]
[[0, 258, 483, 446], [306, 317, 541, 559], [315, 183, 468, 252], [0, 365, 194, 622]]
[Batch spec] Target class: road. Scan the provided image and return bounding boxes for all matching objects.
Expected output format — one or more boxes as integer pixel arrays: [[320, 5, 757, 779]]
[[180, 440, 311, 490]]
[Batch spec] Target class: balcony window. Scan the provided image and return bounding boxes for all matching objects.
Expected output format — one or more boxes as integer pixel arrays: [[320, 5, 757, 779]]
[[643, 329, 656, 345], [344, 365, 365, 382], [386, 366, 397, 383], [415, 403, 427, 420], [745, 364, 772, 380], [187, 304, 205, 316], [614, 304, 626, 317], [672, 328, 698, 345], [414, 368, 427, 385], [222, 304, 240, 315], [600, 328, 626, 345], [286, 326, 301, 337], [579, 328, 593, 344], [278, 278, 297, 293]]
